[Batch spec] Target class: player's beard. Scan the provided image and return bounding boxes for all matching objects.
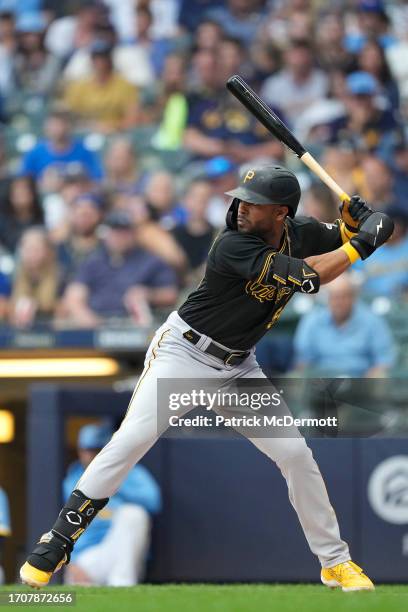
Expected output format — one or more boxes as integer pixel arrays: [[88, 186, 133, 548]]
[[237, 219, 268, 240]]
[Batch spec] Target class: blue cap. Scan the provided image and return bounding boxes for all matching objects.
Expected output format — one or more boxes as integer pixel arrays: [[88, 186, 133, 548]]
[[204, 157, 237, 179], [358, 0, 386, 14], [16, 12, 46, 33], [0, 0, 17, 13], [78, 424, 112, 450], [346, 71, 378, 96]]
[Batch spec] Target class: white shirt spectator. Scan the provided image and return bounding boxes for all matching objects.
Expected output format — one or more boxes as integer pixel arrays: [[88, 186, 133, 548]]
[[260, 68, 328, 129], [0, 46, 13, 96], [104, 0, 181, 41], [45, 16, 77, 59], [63, 45, 154, 88]]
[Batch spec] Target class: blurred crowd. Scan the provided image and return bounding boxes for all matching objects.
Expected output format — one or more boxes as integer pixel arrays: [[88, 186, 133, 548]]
[[0, 0, 405, 369]]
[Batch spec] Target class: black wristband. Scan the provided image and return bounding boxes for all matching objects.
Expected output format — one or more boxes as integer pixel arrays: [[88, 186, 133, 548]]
[[350, 236, 375, 260]]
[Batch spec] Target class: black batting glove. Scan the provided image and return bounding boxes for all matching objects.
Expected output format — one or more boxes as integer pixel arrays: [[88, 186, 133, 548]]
[[340, 195, 374, 232], [350, 211, 394, 260]]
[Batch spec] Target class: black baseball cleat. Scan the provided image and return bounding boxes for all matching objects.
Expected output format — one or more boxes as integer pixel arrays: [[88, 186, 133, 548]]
[[20, 532, 72, 589]]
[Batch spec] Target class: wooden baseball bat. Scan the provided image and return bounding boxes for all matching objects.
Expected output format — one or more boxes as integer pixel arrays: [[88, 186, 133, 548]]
[[226, 75, 350, 202]]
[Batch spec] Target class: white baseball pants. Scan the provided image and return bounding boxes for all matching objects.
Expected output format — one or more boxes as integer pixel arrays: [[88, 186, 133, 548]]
[[76, 311, 350, 568]]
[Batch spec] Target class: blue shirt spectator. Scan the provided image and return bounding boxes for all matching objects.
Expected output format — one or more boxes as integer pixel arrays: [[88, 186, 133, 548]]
[[0, 0, 42, 14], [21, 110, 103, 183], [344, 0, 396, 52], [355, 206, 408, 297], [63, 424, 161, 561], [0, 487, 11, 536], [206, 0, 266, 46], [327, 72, 402, 158], [64, 210, 178, 325], [187, 91, 271, 147], [0, 272, 10, 298], [344, 33, 396, 53], [0, 486, 10, 583], [75, 246, 177, 317], [179, 0, 223, 31], [0, 271, 11, 323], [294, 276, 395, 377]]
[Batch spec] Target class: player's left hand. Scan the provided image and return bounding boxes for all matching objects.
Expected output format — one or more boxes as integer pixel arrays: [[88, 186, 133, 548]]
[[340, 195, 373, 232], [350, 211, 394, 260]]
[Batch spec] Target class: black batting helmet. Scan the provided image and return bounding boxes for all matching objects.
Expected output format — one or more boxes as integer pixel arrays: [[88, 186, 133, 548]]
[[225, 164, 301, 229]]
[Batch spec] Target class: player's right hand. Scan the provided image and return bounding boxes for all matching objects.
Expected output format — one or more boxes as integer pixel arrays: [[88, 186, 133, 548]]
[[350, 211, 394, 260], [340, 195, 374, 232]]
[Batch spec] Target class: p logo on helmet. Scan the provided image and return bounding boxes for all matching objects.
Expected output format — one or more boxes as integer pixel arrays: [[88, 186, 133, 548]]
[[244, 170, 255, 183], [224, 164, 301, 229]]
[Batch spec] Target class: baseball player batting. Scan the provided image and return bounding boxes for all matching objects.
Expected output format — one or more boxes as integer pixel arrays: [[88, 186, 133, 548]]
[[21, 164, 393, 591]]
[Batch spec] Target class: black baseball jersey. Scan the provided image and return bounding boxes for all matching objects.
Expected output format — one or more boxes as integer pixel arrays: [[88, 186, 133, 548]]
[[178, 216, 345, 351]]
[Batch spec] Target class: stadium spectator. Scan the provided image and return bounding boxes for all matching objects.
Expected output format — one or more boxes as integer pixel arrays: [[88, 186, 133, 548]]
[[385, 29, 408, 98], [63, 21, 154, 89], [0, 486, 11, 585], [137, 53, 188, 150], [103, 137, 141, 195], [9, 227, 62, 328], [171, 179, 215, 272], [144, 171, 186, 230], [115, 191, 188, 277], [120, 5, 174, 78], [21, 109, 103, 187], [302, 183, 338, 223], [105, 0, 180, 41], [107, 186, 187, 275], [216, 36, 247, 83], [260, 39, 328, 130], [178, 0, 222, 32], [63, 423, 161, 586], [0, 11, 16, 97], [10, 12, 60, 98], [0, 271, 10, 322], [0, 0, 43, 16], [206, 0, 266, 46], [200, 156, 239, 227], [319, 146, 362, 199], [262, 0, 316, 49], [57, 193, 104, 285], [294, 274, 396, 377], [392, 142, 408, 204], [296, 98, 347, 150], [0, 176, 43, 254], [186, 45, 217, 92], [63, 39, 136, 133], [194, 19, 223, 52], [184, 48, 283, 162], [355, 205, 408, 298], [62, 210, 178, 327], [314, 12, 353, 73], [357, 39, 399, 110], [344, 0, 396, 54], [249, 40, 281, 90], [327, 71, 401, 158], [45, 1, 109, 61], [42, 165, 94, 240], [359, 155, 398, 210], [178, 0, 220, 35], [0, 131, 12, 204]]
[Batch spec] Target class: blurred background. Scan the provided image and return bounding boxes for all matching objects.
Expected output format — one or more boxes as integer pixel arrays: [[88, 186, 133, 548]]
[[0, 0, 408, 587]]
